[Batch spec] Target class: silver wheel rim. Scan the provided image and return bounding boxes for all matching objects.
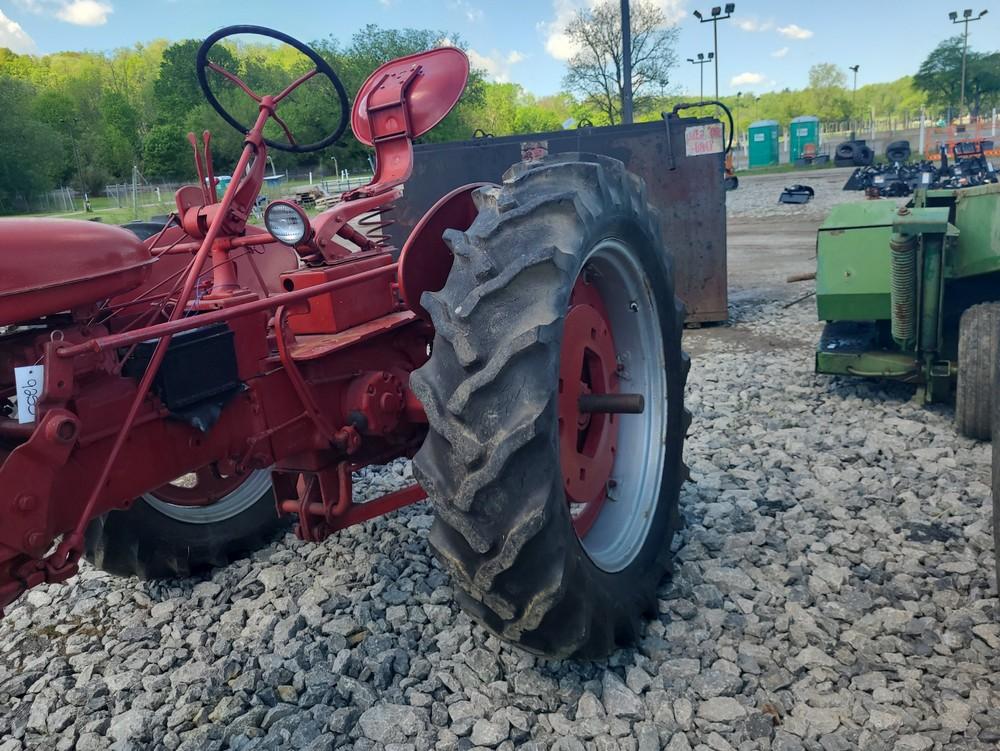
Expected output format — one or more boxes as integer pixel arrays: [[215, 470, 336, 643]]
[[143, 468, 273, 524], [575, 237, 668, 573]]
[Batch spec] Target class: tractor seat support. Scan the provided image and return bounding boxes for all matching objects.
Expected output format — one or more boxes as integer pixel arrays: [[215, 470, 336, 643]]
[[343, 47, 469, 201]]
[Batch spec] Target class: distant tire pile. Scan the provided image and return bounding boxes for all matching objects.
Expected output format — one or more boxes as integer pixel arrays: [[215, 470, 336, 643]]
[[885, 140, 912, 163], [835, 141, 874, 168]]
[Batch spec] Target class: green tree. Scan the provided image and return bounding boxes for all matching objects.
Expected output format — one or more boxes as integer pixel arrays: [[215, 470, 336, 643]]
[[154, 40, 236, 126], [913, 36, 1000, 117], [0, 78, 65, 211], [562, 0, 678, 124], [808, 63, 846, 90], [142, 123, 190, 179]]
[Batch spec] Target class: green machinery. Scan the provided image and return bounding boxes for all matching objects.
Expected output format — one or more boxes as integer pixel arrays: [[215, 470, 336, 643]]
[[815, 182, 1000, 438]]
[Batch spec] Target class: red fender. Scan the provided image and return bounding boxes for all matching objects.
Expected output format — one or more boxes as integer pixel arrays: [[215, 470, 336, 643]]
[[397, 182, 494, 319]]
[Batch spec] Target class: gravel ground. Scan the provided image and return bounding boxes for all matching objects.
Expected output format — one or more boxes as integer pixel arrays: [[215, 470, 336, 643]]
[[2, 299, 997, 751], [1, 170, 997, 751], [726, 168, 881, 221]]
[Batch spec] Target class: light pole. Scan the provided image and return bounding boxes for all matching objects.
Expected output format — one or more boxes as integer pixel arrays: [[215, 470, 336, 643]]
[[692, 4, 735, 101], [735, 90, 742, 143], [949, 8, 987, 122], [60, 117, 88, 210], [686, 52, 714, 99], [848, 64, 859, 139], [621, 0, 633, 124]]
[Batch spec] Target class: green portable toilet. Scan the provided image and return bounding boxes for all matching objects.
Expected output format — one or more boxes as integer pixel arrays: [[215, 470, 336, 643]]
[[748, 120, 779, 167], [790, 115, 820, 161]]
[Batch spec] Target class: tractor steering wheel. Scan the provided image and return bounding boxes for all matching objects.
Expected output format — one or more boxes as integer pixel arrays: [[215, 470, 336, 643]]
[[196, 25, 349, 153]]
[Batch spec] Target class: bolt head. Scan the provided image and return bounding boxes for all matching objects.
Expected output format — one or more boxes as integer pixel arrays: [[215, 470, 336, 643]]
[[15, 494, 36, 512]]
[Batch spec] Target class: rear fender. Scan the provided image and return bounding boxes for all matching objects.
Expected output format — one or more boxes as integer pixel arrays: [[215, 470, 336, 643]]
[[397, 182, 494, 319]]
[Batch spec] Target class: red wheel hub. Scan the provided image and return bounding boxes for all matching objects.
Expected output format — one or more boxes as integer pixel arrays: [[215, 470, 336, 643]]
[[558, 276, 620, 537], [147, 465, 248, 507]]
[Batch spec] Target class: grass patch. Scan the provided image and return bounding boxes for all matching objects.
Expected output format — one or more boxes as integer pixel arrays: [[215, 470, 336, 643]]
[[738, 161, 844, 177], [18, 176, 364, 226]]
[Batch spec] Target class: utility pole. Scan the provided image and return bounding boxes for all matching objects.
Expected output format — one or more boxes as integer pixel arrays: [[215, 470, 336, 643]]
[[848, 65, 859, 139], [949, 8, 987, 123], [692, 4, 735, 101], [735, 91, 741, 145], [621, 0, 633, 124], [60, 117, 86, 198], [686, 52, 713, 100]]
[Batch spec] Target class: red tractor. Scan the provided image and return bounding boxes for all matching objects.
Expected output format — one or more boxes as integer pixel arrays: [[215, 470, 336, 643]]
[[0, 26, 688, 658]]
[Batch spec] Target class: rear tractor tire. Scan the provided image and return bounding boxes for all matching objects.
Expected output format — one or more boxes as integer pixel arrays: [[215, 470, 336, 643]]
[[411, 154, 690, 658], [955, 303, 1000, 440], [85, 467, 286, 579]]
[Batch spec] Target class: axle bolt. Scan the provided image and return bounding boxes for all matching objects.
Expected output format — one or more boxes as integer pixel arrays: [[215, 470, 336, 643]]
[[15, 494, 37, 513]]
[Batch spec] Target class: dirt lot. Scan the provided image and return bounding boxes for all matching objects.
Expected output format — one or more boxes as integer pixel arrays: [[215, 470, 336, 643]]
[[0, 169, 996, 751], [724, 168, 894, 306]]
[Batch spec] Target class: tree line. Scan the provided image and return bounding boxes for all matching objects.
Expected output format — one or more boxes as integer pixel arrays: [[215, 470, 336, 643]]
[[0, 12, 997, 212]]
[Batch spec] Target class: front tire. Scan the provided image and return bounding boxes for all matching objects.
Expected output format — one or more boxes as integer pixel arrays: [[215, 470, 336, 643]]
[[955, 303, 1000, 440], [411, 154, 689, 658], [85, 468, 285, 579]]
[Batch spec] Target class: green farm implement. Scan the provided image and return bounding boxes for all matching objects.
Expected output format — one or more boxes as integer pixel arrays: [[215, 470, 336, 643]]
[[815, 183, 1000, 590], [815, 182, 1000, 439]]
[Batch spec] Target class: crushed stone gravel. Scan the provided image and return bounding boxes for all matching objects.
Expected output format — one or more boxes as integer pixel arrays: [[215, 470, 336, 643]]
[[1, 298, 996, 751]]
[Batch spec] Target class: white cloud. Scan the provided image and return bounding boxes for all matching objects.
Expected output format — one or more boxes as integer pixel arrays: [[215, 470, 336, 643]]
[[777, 23, 813, 39], [0, 10, 36, 52], [539, 0, 685, 62], [450, 0, 484, 23], [730, 71, 765, 87], [14, 0, 111, 25], [56, 0, 111, 25], [737, 18, 773, 32], [771, 47, 789, 58], [467, 48, 528, 83]]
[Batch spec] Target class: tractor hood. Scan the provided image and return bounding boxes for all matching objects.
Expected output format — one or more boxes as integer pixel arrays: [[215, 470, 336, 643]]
[[0, 218, 153, 326]]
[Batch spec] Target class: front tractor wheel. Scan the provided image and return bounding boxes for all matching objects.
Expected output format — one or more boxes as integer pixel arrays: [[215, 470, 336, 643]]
[[85, 467, 286, 579], [411, 154, 689, 658], [956, 303, 1000, 440]]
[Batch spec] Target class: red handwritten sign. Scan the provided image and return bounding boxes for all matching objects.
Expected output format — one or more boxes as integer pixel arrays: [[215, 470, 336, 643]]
[[684, 124, 724, 157]]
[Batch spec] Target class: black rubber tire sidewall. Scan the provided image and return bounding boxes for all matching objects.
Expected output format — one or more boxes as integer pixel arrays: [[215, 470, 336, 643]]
[[955, 303, 1000, 441], [84, 481, 285, 579], [836, 142, 856, 160]]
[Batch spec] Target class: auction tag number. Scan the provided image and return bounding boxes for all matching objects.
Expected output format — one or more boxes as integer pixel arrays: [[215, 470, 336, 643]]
[[14, 365, 43, 424], [685, 123, 724, 156]]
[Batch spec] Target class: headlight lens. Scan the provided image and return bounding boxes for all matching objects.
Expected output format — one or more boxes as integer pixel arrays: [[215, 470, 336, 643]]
[[264, 200, 309, 246]]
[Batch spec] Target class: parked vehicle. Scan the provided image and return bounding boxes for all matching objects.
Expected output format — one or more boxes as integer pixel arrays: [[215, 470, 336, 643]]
[[0, 26, 705, 658]]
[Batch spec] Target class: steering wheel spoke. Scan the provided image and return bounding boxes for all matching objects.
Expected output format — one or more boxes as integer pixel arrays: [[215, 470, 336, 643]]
[[271, 111, 298, 147], [196, 25, 348, 153], [274, 67, 319, 104], [206, 61, 262, 102]]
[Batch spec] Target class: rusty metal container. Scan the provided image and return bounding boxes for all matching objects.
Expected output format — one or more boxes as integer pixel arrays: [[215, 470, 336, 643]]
[[388, 115, 728, 323]]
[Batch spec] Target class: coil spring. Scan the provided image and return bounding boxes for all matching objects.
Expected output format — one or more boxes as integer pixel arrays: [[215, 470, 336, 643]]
[[889, 233, 917, 346], [357, 203, 396, 250]]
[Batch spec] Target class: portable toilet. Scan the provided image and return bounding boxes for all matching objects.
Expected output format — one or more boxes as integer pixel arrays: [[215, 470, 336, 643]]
[[790, 115, 820, 161], [748, 120, 780, 167]]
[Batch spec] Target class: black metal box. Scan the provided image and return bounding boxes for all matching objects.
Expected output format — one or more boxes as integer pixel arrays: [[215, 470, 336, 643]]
[[389, 115, 728, 323], [123, 323, 240, 412]]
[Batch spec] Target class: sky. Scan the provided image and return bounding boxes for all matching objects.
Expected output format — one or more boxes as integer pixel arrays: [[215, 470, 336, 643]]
[[1, 0, 999, 98]]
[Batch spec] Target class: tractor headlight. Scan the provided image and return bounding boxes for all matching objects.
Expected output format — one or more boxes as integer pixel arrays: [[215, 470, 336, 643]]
[[264, 200, 310, 246]]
